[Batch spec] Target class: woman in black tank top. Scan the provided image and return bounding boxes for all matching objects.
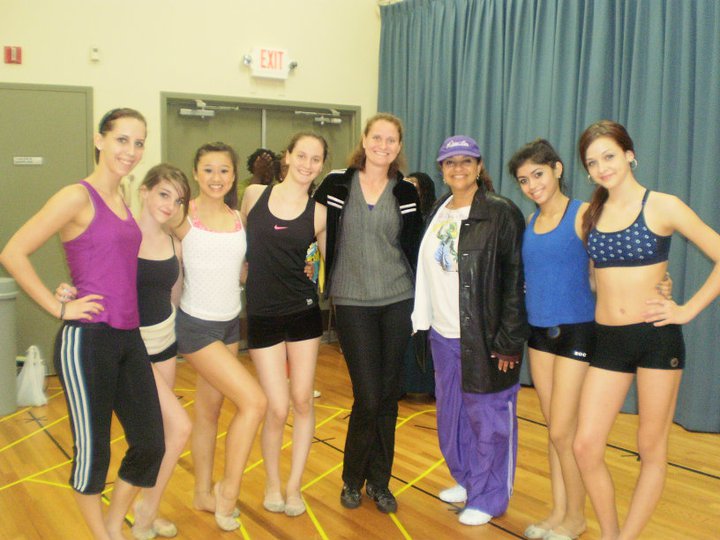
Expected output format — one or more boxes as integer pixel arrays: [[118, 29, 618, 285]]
[[240, 132, 328, 517]]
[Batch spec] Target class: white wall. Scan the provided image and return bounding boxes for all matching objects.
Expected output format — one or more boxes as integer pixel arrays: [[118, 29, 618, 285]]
[[1, 0, 382, 177]]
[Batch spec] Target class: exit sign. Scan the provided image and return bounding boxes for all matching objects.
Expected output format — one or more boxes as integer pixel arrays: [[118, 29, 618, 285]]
[[249, 47, 291, 80]]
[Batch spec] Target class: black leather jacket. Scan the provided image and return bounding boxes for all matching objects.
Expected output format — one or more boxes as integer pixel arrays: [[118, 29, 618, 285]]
[[426, 186, 529, 393], [313, 167, 423, 298]]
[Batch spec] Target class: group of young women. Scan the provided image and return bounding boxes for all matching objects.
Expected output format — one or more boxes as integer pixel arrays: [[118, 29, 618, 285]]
[[1, 108, 718, 540]]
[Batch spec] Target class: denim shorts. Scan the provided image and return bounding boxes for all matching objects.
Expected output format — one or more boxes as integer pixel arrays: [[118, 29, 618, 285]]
[[176, 309, 240, 354]]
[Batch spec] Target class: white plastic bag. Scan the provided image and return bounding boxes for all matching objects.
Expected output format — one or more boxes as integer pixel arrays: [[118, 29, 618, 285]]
[[17, 345, 48, 407]]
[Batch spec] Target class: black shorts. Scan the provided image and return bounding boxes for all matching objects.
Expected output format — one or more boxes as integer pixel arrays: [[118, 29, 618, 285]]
[[527, 321, 595, 362], [147, 341, 178, 364], [176, 309, 240, 354], [247, 305, 323, 349], [591, 322, 685, 373]]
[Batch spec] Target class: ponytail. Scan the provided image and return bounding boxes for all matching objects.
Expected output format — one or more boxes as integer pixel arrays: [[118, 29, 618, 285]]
[[581, 186, 609, 244]]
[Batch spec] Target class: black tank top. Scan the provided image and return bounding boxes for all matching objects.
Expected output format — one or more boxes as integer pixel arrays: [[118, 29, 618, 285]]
[[246, 185, 318, 316], [137, 237, 179, 326]]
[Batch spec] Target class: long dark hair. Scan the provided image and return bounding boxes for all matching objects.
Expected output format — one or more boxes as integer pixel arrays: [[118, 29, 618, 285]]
[[193, 142, 239, 209], [407, 171, 436, 216], [348, 113, 407, 179], [578, 120, 635, 243]]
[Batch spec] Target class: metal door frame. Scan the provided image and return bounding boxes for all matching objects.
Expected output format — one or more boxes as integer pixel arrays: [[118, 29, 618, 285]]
[[160, 92, 361, 161]]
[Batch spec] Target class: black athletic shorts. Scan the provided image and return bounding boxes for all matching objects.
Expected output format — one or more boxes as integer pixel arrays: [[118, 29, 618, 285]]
[[247, 305, 323, 349], [591, 322, 685, 373], [527, 321, 595, 362]]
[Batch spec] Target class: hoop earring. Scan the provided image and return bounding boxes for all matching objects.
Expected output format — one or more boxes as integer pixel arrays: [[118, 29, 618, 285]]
[[630, 158, 638, 169], [587, 174, 594, 185]]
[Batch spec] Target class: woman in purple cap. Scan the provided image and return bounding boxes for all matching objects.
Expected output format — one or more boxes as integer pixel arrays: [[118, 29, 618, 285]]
[[412, 135, 528, 526]]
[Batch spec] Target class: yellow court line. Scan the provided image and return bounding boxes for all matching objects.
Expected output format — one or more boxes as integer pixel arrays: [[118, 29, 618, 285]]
[[389, 513, 413, 539], [302, 461, 343, 491], [0, 407, 32, 423], [0, 390, 66, 424], [0, 415, 69, 453], [26, 477, 73, 489], [395, 408, 436, 429], [313, 403, 351, 413], [0, 458, 72, 492], [244, 408, 346, 473], [303, 496, 329, 540], [393, 457, 446, 498], [240, 522, 251, 540]]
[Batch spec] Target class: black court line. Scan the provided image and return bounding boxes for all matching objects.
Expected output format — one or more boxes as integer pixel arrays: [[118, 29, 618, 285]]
[[518, 414, 720, 481], [312, 428, 524, 538], [413, 423, 438, 432]]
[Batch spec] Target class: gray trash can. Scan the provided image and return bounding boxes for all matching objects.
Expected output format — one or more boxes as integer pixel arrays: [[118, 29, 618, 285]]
[[0, 277, 18, 416]]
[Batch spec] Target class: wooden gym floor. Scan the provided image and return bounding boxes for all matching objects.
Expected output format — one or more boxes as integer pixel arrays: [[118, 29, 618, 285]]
[[0, 343, 718, 539]]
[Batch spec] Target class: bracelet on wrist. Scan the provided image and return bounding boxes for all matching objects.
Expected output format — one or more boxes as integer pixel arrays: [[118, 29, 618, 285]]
[[59, 302, 66, 320]]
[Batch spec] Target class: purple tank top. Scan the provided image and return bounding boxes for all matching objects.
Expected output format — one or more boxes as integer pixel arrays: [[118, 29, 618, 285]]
[[63, 180, 142, 329]]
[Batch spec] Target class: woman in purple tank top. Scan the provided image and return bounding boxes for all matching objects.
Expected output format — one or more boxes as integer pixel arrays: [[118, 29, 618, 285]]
[[1, 109, 165, 540], [56, 164, 193, 539]]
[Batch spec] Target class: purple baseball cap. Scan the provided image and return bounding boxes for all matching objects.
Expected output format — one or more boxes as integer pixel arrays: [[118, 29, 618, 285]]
[[437, 135, 482, 162]]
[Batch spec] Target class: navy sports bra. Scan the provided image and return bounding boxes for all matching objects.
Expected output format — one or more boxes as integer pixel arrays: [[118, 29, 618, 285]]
[[587, 190, 671, 268]]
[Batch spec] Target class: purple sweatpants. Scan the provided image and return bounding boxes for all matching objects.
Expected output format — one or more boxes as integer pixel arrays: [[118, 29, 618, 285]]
[[429, 328, 519, 516]]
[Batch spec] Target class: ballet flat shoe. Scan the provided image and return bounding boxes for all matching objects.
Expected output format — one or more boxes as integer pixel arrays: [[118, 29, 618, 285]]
[[152, 518, 178, 538], [544, 529, 581, 540], [214, 483, 240, 532], [524, 523, 551, 539], [284, 494, 306, 517], [263, 492, 286, 513]]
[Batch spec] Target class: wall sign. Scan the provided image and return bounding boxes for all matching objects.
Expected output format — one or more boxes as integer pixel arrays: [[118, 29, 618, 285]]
[[248, 47, 293, 80], [13, 156, 44, 165]]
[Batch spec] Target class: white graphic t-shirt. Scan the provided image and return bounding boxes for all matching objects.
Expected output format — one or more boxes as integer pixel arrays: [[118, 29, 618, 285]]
[[419, 198, 470, 337]]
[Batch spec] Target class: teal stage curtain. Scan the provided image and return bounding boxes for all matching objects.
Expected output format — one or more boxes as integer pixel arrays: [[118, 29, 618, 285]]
[[379, 0, 720, 432]]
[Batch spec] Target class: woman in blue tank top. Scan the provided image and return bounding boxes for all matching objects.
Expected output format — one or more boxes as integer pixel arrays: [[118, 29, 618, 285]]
[[508, 140, 595, 540], [574, 121, 720, 539], [240, 132, 328, 518]]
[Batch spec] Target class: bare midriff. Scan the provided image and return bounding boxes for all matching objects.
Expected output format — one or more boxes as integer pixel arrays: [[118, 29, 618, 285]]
[[594, 261, 668, 325]]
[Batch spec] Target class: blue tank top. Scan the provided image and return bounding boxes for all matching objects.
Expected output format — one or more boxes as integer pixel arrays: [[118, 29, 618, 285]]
[[522, 199, 595, 327], [587, 190, 671, 268]]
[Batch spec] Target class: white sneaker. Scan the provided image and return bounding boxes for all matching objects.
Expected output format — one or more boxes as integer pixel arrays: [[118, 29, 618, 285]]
[[458, 508, 492, 526], [438, 484, 467, 503]]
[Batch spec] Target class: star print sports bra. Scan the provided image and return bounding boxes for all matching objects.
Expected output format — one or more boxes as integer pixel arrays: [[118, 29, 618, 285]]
[[587, 190, 671, 268]]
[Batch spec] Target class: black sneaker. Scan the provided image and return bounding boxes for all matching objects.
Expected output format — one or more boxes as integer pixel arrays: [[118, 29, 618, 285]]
[[340, 484, 362, 509], [366, 484, 397, 513]]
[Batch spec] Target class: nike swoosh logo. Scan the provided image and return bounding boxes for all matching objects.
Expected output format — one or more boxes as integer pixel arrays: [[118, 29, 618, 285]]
[[274, 225, 288, 230]]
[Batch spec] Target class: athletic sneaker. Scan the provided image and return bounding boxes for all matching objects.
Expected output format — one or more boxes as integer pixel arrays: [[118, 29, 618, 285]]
[[439, 484, 467, 503], [340, 484, 361, 509], [365, 484, 397, 513], [458, 508, 492, 526]]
